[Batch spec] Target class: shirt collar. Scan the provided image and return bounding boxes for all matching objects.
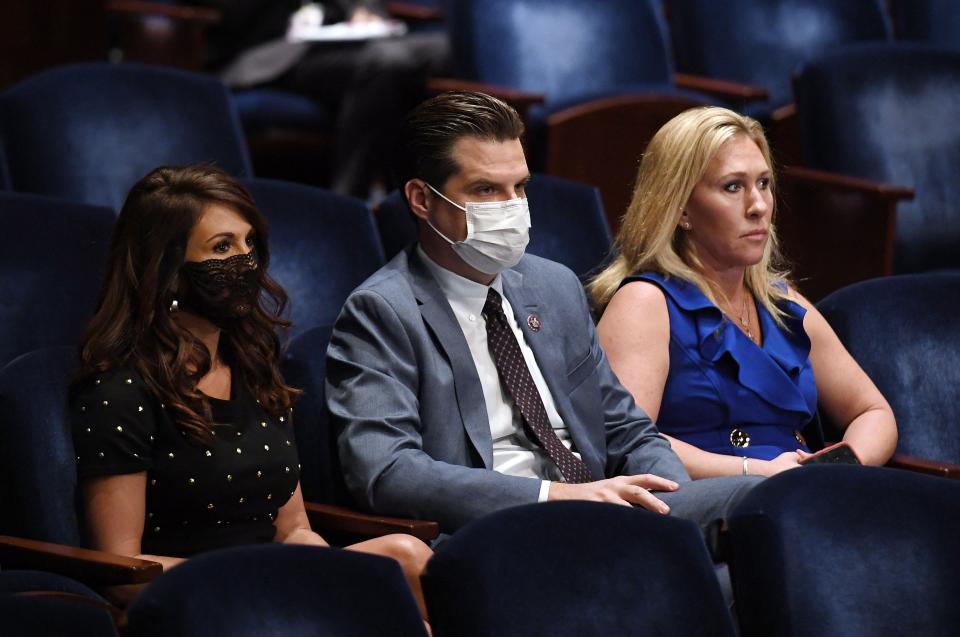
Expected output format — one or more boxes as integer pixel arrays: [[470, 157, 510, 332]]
[[417, 244, 503, 311]]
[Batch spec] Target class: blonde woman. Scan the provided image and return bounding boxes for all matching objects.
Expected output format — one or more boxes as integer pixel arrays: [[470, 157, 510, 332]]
[[590, 107, 897, 479]]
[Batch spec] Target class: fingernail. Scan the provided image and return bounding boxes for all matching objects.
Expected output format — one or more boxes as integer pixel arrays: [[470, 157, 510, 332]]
[[659, 504, 670, 514]]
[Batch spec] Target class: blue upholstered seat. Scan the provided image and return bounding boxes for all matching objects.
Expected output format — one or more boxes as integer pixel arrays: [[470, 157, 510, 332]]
[[423, 501, 736, 637], [667, 0, 892, 118], [816, 273, 960, 467], [729, 465, 960, 636], [794, 43, 960, 272], [890, 0, 960, 50], [241, 178, 384, 339], [0, 347, 84, 545], [281, 325, 339, 504], [0, 63, 252, 210], [125, 544, 427, 637], [0, 192, 114, 368], [1, 595, 118, 637], [375, 174, 611, 281], [445, 0, 712, 168], [231, 88, 330, 135]]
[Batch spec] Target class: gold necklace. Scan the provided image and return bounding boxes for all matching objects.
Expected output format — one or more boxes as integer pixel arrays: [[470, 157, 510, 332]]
[[722, 292, 757, 343], [737, 294, 757, 343]]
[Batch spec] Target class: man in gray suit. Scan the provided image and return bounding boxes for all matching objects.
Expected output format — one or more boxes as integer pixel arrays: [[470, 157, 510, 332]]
[[326, 91, 760, 536]]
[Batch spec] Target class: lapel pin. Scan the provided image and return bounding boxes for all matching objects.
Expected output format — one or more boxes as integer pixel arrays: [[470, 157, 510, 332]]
[[527, 314, 541, 332]]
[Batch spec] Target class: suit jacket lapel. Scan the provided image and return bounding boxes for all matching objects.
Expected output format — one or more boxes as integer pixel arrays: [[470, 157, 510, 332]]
[[407, 251, 494, 468]]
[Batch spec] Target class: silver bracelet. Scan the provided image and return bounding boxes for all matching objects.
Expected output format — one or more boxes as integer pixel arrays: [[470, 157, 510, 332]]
[[742, 457, 750, 476]]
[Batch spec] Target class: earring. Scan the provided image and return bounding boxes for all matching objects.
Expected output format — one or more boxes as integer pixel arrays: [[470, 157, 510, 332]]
[[681, 221, 692, 231], [169, 299, 179, 313]]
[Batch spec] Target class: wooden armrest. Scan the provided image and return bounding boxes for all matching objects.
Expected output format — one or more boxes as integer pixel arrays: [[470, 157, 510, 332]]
[[106, 0, 220, 24], [886, 453, 960, 479], [0, 535, 162, 586], [674, 73, 769, 102], [304, 502, 439, 542], [387, 1, 444, 21], [781, 165, 915, 201]]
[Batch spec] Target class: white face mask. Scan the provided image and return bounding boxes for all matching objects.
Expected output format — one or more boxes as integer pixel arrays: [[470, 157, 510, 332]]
[[424, 183, 531, 275]]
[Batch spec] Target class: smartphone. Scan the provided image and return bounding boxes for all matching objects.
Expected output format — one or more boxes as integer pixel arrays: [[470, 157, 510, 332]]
[[799, 441, 862, 466]]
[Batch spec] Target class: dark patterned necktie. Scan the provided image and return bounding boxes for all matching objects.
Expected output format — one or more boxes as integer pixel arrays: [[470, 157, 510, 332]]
[[482, 288, 593, 484]]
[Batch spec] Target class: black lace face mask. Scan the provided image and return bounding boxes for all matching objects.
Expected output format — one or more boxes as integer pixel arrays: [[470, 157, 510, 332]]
[[178, 252, 261, 326]]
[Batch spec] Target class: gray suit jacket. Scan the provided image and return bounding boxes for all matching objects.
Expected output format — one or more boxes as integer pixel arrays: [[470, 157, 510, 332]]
[[326, 247, 689, 532]]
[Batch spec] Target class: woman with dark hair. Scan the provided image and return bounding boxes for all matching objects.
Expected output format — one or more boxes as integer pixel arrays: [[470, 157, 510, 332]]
[[71, 165, 431, 609]]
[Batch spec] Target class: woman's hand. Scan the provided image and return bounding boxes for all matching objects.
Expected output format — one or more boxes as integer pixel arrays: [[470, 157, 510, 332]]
[[754, 451, 803, 476]]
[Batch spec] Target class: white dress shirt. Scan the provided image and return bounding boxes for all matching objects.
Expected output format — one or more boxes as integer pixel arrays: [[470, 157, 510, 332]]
[[418, 246, 582, 501]]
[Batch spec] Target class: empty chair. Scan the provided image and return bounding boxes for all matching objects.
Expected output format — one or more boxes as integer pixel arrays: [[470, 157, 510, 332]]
[[0, 191, 114, 368], [729, 465, 960, 636], [0, 63, 252, 210], [423, 501, 736, 637], [667, 0, 891, 117], [666, 0, 891, 164], [241, 178, 384, 339], [890, 0, 960, 51], [794, 43, 960, 273], [446, 0, 715, 114], [125, 544, 427, 637], [816, 273, 960, 476], [376, 174, 611, 281]]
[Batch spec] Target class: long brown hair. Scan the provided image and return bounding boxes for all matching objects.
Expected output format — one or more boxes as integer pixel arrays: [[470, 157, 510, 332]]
[[77, 164, 300, 442]]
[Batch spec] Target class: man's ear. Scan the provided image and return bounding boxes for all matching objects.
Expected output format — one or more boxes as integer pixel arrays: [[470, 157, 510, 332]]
[[404, 179, 430, 221]]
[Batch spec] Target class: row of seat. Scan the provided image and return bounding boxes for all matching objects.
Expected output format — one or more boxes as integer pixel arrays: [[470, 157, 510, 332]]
[[5, 466, 960, 636]]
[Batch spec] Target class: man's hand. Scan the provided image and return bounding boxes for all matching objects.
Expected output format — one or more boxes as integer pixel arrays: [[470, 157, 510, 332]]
[[548, 475, 679, 514]]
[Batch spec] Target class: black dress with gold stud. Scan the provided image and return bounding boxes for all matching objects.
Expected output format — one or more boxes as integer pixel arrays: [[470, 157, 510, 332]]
[[71, 368, 300, 557]]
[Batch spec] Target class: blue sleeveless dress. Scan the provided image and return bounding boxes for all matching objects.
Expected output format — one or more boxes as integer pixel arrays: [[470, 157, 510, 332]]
[[622, 272, 817, 460]]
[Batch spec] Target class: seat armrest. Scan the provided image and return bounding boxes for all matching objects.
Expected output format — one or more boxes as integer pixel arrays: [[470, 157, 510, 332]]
[[106, 1, 220, 24], [387, 1, 444, 21], [887, 453, 960, 479], [304, 502, 440, 542], [673, 73, 769, 102], [426, 78, 544, 122], [0, 535, 162, 586], [781, 165, 915, 201]]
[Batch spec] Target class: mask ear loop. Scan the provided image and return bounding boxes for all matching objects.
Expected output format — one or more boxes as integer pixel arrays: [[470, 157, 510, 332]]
[[423, 183, 466, 245]]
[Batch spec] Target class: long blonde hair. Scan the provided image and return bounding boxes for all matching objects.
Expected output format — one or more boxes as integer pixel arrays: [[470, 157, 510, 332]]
[[589, 106, 791, 322]]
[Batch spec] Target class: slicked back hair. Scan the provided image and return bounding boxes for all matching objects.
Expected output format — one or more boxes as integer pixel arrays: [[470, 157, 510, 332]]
[[393, 91, 525, 199]]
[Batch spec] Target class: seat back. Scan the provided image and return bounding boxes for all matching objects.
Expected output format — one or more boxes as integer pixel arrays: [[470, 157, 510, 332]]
[[0, 63, 252, 210], [126, 544, 427, 637], [0, 192, 114, 367], [795, 43, 960, 272], [816, 273, 960, 464], [0, 347, 83, 546], [242, 178, 384, 339], [890, 0, 960, 51], [0, 594, 118, 637], [280, 325, 339, 504], [668, 0, 891, 110], [447, 0, 674, 104], [375, 174, 611, 280], [730, 465, 960, 636], [423, 501, 736, 637]]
